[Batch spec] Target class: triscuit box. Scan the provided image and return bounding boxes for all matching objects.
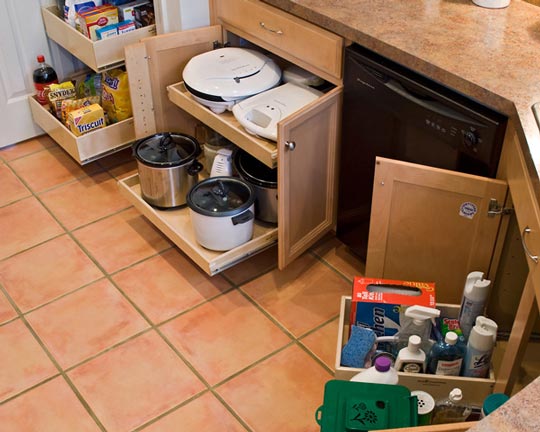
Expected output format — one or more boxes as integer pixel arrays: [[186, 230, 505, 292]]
[[67, 103, 105, 137], [350, 277, 436, 338]]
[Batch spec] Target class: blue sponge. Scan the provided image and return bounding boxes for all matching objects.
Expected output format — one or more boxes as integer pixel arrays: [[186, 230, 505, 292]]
[[341, 326, 377, 368]]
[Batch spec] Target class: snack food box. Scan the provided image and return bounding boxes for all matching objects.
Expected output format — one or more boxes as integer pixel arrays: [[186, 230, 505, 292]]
[[117, 0, 150, 22], [350, 277, 436, 338], [67, 103, 106, 136], [133, 3, 154, 28], [78, 5, 119, 41], [96, 23, 118, 39]]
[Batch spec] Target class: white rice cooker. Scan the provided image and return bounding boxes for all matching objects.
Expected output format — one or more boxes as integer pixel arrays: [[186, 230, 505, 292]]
[[182, 47, 282, 114]]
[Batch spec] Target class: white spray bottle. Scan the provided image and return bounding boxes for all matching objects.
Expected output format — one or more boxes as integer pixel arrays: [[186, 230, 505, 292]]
[[397, 305, 440, 352], [458, 272, 491, 339]]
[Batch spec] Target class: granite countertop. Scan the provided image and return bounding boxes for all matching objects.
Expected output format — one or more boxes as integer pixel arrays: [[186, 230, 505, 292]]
[[262, 0, 540, 199], [467, 376, 540, 431]]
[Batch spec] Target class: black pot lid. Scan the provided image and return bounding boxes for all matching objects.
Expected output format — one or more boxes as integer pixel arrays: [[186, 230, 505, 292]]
[[134, 133, 200, 167], [187, 177, 255, 217], [234, 149, 277, 187]]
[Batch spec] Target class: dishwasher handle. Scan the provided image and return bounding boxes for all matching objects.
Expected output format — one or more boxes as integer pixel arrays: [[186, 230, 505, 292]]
[[383, 78, 485, 127]]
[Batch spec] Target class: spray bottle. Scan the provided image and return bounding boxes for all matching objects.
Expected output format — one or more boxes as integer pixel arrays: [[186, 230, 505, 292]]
[[397, 305, 440, 353], [462, 316, 497, 378], [458, 271, 491, 339]]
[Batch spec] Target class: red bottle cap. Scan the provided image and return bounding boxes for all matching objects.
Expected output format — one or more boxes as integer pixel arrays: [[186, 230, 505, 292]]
[[37, 55, 45, 63]]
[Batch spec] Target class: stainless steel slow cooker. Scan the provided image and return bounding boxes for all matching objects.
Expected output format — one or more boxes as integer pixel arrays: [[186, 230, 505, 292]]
[[233, 149, 278, 224], [134, 133, 202, 208], [187, 177, 255, 251]]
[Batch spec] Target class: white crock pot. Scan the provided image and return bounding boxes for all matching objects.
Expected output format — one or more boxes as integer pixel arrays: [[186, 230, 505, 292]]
[[186, 177, 255, 251]]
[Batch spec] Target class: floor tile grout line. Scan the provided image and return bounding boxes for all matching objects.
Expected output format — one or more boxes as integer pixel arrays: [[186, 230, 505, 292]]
[[308, 248, 356, 284], [0, 374, 61, 406], [0, 287, 107, 431]]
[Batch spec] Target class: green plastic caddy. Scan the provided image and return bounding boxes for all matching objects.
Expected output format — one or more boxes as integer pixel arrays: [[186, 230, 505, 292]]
[[316, 380, 418, 431]]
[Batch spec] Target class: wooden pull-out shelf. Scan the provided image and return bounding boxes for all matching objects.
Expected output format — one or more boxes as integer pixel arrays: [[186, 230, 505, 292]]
[[41, 6, 156, 72], [167, 82, 278, 169], [118, 174, 278, 275], [29, 96, 135, 164]]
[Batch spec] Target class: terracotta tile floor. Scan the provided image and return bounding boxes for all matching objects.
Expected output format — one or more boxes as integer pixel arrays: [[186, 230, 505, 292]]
[[3, 136, 538, 431], [0, 136, 363, 431]]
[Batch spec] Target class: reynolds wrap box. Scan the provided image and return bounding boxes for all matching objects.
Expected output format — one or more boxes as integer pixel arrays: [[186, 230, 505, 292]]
[[350, 277, 436, 338]]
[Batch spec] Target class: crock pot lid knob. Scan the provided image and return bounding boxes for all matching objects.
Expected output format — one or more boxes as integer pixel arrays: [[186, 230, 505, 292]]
[[191, 178, 251, 213], [136, 133, 198, 165]]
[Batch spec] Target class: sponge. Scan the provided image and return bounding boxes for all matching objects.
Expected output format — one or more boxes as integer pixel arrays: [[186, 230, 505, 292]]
[[341, 326, 377, 368]]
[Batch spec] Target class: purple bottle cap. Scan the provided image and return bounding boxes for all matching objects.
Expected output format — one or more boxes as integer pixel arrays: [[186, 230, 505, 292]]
[[374, 356, 391, 372]]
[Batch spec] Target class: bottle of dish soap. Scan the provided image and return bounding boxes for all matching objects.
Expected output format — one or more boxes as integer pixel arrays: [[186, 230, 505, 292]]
[[427, 331, 465, 376], [431, 388, 472, 424], [395, 335, 426, 373], [350, 356, 399, 385], [458, 271, 491, 339], [397, 305, 440, 352]]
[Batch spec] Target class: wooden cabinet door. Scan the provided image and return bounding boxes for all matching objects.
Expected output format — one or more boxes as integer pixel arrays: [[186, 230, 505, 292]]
[[276, 86, 342, 269], [366, 157, 508, 304], [125, 25, 223, 138]]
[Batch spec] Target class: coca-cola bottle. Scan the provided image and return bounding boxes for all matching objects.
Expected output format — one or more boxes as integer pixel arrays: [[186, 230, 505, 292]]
[[33, 55, 58, 105]]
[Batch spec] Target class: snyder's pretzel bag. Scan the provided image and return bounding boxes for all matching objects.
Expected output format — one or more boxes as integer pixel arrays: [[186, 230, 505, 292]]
[[101, 68, 132, 124], [47, 82, 77, 119]]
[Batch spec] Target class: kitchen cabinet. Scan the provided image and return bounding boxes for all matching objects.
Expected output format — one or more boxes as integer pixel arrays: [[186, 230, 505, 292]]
[[366, 157, 508, 304], [29, 6, 156, 164], [118, 0, 343, 275]]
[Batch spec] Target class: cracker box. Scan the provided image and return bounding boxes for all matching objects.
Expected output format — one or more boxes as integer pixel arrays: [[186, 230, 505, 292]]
[[350, 277, 436, 338], [67, 103, 106, 137], [117, 0, 151, 22]]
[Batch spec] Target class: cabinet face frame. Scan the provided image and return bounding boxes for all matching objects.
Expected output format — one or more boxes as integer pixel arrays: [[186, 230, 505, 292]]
[[125, 21, 342, 273]]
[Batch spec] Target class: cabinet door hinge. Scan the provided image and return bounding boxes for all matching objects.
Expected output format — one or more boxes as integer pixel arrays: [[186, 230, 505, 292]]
[[488, 198, 513, 217]]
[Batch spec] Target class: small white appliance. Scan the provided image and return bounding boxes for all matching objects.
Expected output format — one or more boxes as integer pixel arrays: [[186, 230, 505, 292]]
[[182, 47, 282, 114], [232, 83, 323, 141], [210, 148, 233, 177]]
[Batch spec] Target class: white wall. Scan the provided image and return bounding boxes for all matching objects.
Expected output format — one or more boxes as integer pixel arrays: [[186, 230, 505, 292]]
[[154, 0, 210, 34]]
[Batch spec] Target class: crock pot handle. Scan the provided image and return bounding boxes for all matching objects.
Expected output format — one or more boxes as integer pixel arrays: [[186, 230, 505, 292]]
[[231, 210, 254, 225], [188, 160, 203, 176]]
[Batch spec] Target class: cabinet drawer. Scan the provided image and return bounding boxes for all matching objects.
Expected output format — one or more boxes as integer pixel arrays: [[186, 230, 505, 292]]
[[167, 82, 278, 168], [118, 174, 278, 275], [29, 96, 135, 164], [214, 0, 343, 84], [499, 125, 540, 271], [42, 6, 156, 72]]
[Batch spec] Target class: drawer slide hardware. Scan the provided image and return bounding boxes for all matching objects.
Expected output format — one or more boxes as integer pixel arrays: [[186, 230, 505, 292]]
[[488, 198, 513, 217]]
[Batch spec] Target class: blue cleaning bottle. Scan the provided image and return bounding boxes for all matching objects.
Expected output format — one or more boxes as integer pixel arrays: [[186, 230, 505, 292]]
[[427, 331, 465, 376]]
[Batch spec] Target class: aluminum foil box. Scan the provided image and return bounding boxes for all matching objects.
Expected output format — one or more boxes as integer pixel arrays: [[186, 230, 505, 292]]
[[350, 277, 436, 337]]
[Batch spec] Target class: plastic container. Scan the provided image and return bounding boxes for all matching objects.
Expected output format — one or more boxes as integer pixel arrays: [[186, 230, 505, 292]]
[[472, 0, 510, 8], [397, 305, 440, 352], [350, 356, 399, 384], [411, 390, 435, 426], [431, 388, 472, 424], [462, 320, 496, 378], [33, 55, 58, 105], [481, 393, 509, 418], [458, 271, 491, 339], [427, 331, 465, 376], [395, 335, 426, 373]]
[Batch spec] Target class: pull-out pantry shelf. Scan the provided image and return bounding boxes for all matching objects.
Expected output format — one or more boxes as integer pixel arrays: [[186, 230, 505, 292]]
[[118, 174, 278, 275]]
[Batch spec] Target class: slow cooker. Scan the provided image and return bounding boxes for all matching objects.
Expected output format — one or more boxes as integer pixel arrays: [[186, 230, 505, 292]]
[[182, 47, 282, 114]]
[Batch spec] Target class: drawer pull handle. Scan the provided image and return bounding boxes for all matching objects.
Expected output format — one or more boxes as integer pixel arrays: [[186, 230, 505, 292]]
[[259, 22, 283, 35], [285, 141, 296, 151], [521, 226, 539, 264]]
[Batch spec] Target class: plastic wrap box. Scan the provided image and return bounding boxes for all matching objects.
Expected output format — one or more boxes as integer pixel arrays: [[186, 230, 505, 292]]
[[335, 296, 495, 407]]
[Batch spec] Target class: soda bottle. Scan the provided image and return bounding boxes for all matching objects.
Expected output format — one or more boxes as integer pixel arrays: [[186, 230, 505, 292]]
[[33, 55, 58, 105]]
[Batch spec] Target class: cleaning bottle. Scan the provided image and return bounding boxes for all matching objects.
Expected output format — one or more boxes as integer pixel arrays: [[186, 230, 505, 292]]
[[395, 335, 426, 373], [431, 388, 472, 424], [427, 331, 465, 376], [458, 271, 491, 339], [33, 55, 58, 105], [397, 305, 440, 352], [350, 356, 399, 384], [462, 318, 496, 378]]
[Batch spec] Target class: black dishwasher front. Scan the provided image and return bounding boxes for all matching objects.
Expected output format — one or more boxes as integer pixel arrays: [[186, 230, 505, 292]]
[[336, 44, 507, 259]]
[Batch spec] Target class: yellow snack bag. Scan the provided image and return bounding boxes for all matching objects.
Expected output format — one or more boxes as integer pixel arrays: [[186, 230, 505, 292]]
[[102, 68, 132, 124], [47, 81, 77, 119], [67, 103, 105, 137], [60, 96, 101, 125]]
